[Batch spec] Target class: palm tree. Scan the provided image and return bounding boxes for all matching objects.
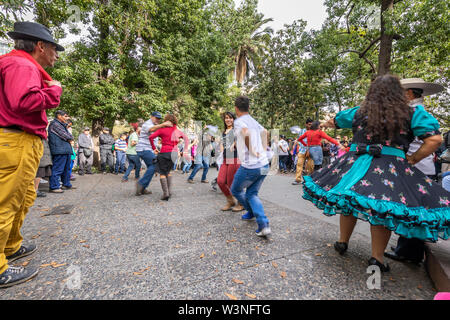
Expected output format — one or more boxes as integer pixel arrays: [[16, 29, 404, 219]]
[[234, 16, 274, 84]]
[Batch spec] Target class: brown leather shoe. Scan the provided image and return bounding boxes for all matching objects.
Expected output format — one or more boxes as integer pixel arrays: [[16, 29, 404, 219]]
[[231, 203, 244, 212], [142, 189, 152, 195], [49, 189, 64, 193], [221, 196, 236, 211]]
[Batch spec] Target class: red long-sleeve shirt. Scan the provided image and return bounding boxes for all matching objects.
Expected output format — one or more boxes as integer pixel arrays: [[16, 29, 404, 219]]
[[297, 130, 339, 147], [0, 55, 62, 139], [149, 126, 189, 154]]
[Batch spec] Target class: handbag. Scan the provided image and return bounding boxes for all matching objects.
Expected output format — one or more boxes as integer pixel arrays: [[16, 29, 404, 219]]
[[83, 148, 92, 157]]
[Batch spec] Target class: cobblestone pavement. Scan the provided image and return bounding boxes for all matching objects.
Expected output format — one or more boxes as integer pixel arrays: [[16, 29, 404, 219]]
[[0, 170, 436, 300]]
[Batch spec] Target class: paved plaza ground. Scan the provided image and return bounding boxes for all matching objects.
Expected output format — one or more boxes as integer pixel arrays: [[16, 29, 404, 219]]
[[0, 170, 437, 300]]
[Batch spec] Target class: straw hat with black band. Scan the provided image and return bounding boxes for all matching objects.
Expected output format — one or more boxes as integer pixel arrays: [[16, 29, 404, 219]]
[[400, 78, 444, 96], [7, 21, 65, 52]]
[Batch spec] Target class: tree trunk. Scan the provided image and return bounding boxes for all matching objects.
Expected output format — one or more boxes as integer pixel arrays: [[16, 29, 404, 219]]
[[91, 118, 105, 169], [378, 0, 394, 75]]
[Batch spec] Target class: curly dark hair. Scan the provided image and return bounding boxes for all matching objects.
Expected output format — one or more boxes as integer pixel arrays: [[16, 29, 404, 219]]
[[164, 114, 178, 126], [360, 74, 410, 142]]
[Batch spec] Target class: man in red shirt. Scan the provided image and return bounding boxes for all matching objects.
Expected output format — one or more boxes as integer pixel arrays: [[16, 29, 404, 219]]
[[0, 22, 64, 288]]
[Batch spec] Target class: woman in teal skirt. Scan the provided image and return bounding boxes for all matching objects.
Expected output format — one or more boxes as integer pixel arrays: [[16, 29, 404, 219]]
[[303, 74, 449, 272]]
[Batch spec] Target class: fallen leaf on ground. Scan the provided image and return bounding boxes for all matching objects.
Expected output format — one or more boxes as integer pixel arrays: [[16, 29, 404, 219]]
[[225, 293, 237, 300], [255, 246, 260, 250], [22, 261, 30, 267], [233, 227, 237, 232], [51, 263, 67, 268], [174, 244, 182, 248], [79, 240, 87, 243], [272, 261, 278, 268], [226, 239, 236, 244], [83, 245, 90, 248], [280, 271, 287, 278], [40, 263, 52, 268], [206, 232, 211, 236], [245, 293, 257, 299], [327, 243, 332, 247], [200, 253, 205, 259], [286, 229, 291, 234], [133, 272, 143, 276], [212, 251, 216, 255], [237, 262, 244, 265], [417, 285, 423, 290], [260, 252, 267, 256], [315, 253, 322, 256], [232, 278, 244, 284]]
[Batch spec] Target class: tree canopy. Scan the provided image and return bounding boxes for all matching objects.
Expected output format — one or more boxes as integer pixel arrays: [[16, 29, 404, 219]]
[[1, 0, 448, 135]]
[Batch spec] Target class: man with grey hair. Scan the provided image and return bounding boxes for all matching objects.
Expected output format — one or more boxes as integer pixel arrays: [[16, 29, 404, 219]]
[[0, 21, 64, 287], [77, 127, 94, 175]]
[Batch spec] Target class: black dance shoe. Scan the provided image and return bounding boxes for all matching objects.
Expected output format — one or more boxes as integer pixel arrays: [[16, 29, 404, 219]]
[[334, 242, 348, 255], [384, 251, 422, 265], [368, 257, 390, 272]]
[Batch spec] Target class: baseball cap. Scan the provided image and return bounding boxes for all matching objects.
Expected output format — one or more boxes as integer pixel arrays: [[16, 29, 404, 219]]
[[151, 111, 162, 119]]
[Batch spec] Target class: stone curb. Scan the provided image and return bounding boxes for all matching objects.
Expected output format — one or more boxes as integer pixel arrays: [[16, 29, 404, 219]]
[[425, 241, 450, 292]]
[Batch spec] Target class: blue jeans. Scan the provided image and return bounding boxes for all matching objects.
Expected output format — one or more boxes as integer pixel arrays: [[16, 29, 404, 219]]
[[231, 165, 269, 227], [182, 162, 192, 173], [115, 151, 126, 173], [123, 154, 141, 180], [188, 156, 210, 181], [279, 155, 288, 171], [309, 146, 323, 165], [50, 154, 72, 190], [69, 159, 75, 177], [173, 155, 179, 170], [137, 150, 156, 189]]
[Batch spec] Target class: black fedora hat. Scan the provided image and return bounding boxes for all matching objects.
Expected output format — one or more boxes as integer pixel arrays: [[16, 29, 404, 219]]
[[8, 21, 64, 51]]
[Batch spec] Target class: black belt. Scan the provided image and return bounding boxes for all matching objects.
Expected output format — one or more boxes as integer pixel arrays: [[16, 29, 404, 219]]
[[0, 125, 22, 130]]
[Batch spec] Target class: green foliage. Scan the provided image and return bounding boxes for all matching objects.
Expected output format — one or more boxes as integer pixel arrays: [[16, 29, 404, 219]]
[[1, 0, 447, 132]]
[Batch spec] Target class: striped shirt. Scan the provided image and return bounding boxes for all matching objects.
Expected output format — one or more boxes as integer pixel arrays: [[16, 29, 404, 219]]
[[115, 138, 127, 152]]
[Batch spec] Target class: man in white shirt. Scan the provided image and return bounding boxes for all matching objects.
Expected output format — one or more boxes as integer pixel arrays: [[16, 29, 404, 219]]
[[278, 135, 289, 173], [230, 96, 271, 237], [135, 111, 172, 195]]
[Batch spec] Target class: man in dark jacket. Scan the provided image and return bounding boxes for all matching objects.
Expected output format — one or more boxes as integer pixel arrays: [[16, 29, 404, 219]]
[[99, 127, 115, 174], [48, 110, 75, 193]]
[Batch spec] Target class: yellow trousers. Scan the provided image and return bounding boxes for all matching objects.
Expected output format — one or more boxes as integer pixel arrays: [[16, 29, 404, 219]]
[[295, 153, 306, 182], [0, 128, 43, 274]]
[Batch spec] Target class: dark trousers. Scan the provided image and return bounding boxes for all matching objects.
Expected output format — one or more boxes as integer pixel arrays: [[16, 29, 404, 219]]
[[50, 154, 72, 190], [123, 154, 141, 180], [393, 237, 425, 263], [392, 174, 435, 263], [100, 148, 114, 172]]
